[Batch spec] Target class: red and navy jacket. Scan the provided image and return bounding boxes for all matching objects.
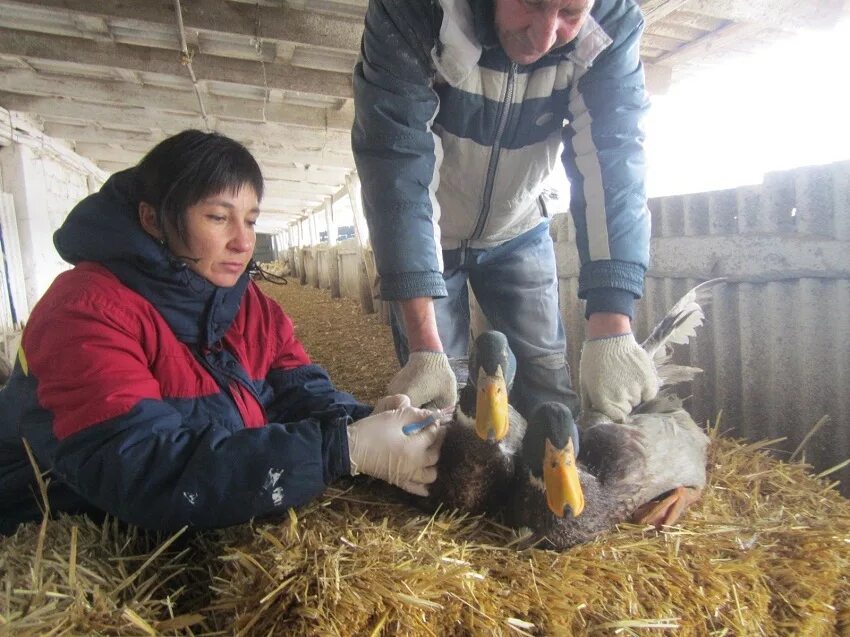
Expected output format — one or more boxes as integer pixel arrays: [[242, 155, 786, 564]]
[[0, 170, 370, 534]]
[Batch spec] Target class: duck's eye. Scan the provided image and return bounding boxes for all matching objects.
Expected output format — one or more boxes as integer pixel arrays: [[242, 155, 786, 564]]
[[496, 387, 502, 394]]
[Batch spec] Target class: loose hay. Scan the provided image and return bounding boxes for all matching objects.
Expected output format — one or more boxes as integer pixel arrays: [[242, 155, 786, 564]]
[[0, 517, 216, 636], [2, 279, 848, 636]]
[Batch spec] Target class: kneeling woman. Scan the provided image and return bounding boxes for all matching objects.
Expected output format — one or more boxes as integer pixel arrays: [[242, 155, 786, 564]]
[[0, 130, 443, 535]]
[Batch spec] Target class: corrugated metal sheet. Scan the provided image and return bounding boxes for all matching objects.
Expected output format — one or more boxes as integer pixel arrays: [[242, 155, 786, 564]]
[[556, 159, 850, 495]]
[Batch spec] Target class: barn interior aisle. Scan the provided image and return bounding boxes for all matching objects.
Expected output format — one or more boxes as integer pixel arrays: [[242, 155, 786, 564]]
[[257, 279, 396, 405], [1, 278, 849, 635]]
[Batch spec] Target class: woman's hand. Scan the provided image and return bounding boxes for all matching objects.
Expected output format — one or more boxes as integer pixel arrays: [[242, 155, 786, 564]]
[[347, 405, 446, 495]]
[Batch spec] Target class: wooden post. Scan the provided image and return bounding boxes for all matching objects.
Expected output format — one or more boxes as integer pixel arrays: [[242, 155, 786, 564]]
[[345, 173, 375, 314], [325, 196, 341, 298], [298, 218, 308, 285], [287, 224, 297, 277], [308, 211, 320, 288], [0, 193, 29, 326]]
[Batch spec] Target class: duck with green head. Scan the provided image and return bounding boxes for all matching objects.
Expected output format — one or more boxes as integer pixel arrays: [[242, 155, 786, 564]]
[[420, 330, 529, 515]]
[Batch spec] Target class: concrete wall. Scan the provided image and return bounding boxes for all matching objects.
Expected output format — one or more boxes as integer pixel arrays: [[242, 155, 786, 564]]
[[292, 239, 387, 319], [555, 159, 850, 494], [337, 240, 364, 300], [253, 233, 275, 263]]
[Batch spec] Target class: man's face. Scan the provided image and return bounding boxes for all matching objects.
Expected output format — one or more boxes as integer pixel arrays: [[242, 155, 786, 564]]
[[494, 0, 593, 65]]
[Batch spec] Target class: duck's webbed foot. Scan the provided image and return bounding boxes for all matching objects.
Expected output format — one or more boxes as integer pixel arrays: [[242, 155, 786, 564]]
[[631, 486, 702, 528]]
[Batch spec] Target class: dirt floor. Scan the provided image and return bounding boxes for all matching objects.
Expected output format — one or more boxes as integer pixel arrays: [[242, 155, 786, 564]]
[[259, 279, 398, 405]]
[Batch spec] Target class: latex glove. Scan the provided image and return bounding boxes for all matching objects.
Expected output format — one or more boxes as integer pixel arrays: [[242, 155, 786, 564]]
[[579, 333, 659, 422], [347, 406, 447, 496], [387, 351, 457, 409], [373, 394, 412, 413]]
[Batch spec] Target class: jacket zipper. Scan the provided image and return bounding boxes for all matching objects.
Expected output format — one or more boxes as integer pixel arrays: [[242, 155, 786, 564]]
[[194, 346, 266, 422], [471, 61, 517, 240]]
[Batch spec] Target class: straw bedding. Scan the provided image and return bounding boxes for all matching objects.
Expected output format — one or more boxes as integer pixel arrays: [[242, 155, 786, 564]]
[[2, 279, 848, 636]]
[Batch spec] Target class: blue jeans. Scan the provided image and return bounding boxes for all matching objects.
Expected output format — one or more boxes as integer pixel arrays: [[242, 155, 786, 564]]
[[390, 222, 579, 419]]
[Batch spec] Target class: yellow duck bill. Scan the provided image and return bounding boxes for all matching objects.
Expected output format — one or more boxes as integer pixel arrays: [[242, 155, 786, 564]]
[[474, 376, 510, 441], [544, 437, 585, 517]]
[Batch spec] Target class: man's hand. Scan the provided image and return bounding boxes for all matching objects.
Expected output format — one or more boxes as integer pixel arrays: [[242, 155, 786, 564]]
[[579, 333, 658, 422], [387, 352, 457, 409], [347, 405, 447, 496]]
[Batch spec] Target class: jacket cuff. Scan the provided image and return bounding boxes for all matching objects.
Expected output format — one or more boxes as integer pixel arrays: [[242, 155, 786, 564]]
[[324, 415, 354, 480], [578, 261, 645, 298], [379, 271, 447, 301], [584, 287, 636, 319]]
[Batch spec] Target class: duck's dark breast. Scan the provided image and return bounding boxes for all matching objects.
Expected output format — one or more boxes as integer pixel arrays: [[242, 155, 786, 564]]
[[508, 470, 624, 550], [422, 422, 513, 516]]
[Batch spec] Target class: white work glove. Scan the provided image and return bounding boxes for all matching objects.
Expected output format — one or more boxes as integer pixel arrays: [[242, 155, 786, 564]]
[[373, 394, 412, 413], [579, 333, 659, 422], [347, 405, 447, 496], [387, 351, 457, 409]]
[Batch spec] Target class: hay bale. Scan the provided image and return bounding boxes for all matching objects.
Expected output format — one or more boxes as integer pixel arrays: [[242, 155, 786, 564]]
[[2, 279, 848, 636]]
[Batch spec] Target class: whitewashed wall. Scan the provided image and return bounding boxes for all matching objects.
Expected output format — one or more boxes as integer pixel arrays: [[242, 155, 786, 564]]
[[0, 111, 105, 330]]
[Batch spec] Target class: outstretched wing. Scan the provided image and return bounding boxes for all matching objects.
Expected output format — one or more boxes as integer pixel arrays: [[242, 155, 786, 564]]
[[641, 278, 725, 387]]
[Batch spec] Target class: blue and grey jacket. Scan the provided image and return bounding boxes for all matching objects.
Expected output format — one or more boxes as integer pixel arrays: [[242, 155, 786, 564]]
[[352, 0, 650, 317]]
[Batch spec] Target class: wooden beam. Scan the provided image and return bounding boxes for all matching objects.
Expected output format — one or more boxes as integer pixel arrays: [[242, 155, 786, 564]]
[[230, 0, 368, 22], [265, 195, 325, 209], [80, 145, 352, 188], [685, 0, 846, 30], [0, 29, 353, 100], [0, 193, 29, 325], [265, 180, 339, 198], [38, 124, 356, 187], [0, 95, 355, 164], [651, 21, 762, 68], [638, 0, 693, 26], [324, 197, 338, 247], [344, 173, 377, 312], [41, 122, 162, 145], [4, 0, 363, 52], [0, 68, 353, 133]]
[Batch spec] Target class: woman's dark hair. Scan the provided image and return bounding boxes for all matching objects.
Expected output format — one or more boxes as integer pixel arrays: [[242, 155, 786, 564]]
[[135, 130, 264, 244]]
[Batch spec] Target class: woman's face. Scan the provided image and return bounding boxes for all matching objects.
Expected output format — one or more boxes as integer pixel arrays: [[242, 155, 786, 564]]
[[169, 185, 260, 288]]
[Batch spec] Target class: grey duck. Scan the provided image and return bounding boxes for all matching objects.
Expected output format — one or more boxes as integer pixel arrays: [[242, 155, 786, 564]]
[[507, 280, 720, 549]]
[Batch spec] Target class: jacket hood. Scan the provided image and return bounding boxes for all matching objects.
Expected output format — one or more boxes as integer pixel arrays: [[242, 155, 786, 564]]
[[54, 168, 249, 347]]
